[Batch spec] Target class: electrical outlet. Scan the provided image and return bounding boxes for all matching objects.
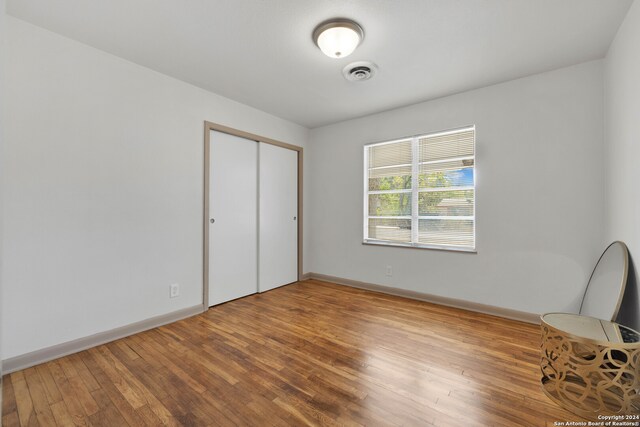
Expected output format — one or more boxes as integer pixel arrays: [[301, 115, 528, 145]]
[[385, 265, 393, 277], [170, 283, 180, 298]]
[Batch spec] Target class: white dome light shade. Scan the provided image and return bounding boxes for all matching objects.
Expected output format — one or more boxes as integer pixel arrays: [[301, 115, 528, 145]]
[[317, 26, 360, 58], [313, 19, 364, 59]]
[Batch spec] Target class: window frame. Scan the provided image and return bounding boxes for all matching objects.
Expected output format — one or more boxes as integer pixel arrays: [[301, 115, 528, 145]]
[[363, 125, 476, 253]]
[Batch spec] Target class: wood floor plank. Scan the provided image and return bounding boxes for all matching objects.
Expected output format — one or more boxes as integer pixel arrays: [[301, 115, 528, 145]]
[[46, 361, 91, 426], [2, 373, 19, 416], [2, 280, 589, 426], [10, 371, 37, 427], [2, 411, 21, 427], [22, 368, 57, 426], [85, 347, 147, 411], [88, 402, 129, 427], [78, 350, 150, 427], [33, 365, 63, 406], [67, 354, 101, 393], [49, 401, 79, 427], [126, 334, 207, 394]]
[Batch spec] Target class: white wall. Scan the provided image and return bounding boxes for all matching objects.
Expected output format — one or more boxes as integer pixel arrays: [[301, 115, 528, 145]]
[[1, 17, 309, 360], [0, 0, 6, 406], [604, 0, 640, 330], [308, 61, 605, 316]]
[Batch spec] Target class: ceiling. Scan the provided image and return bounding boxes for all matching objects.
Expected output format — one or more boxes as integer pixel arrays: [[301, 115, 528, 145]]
[[7, 0, 633, 128]]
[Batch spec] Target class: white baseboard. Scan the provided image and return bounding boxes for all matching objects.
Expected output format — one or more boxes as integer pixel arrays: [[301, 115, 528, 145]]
[[3, 275, 539, 374], [2, 305, 203, 374], [304, 272, 541, 325]]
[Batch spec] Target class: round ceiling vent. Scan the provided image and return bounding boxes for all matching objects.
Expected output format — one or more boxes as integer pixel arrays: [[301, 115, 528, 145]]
[[343, 61, 377, 82]]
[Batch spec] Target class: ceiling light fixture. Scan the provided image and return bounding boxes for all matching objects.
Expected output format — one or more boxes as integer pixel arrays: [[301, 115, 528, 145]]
[[312, 18, 364, 59]]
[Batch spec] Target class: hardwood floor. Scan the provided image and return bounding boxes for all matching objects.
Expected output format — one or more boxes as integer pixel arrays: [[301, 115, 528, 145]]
[[3, 280, 582, 426]]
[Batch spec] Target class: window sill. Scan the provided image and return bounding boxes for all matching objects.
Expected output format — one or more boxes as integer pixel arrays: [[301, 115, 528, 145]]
[[362, 240, 477, 254]]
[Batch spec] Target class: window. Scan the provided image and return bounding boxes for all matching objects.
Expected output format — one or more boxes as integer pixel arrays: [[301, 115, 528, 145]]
[[364, 126, 475, 251]]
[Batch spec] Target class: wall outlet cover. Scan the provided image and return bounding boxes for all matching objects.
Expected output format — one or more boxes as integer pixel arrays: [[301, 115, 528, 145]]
[[170, 283, 180, 298]]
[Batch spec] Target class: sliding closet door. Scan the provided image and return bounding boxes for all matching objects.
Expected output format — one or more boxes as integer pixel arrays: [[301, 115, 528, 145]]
[[209, 131, 258, 306], [259, 142, 298, 292]]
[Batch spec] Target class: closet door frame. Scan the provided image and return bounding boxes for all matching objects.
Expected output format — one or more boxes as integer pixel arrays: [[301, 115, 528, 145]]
[[202, 121, 303, 311]]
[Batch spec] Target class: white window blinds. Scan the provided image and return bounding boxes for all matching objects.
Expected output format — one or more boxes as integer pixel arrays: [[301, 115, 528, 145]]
[[364, 127, 475, 251]]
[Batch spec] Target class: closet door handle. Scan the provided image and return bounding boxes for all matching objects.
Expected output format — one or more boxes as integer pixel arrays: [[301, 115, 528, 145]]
[[210, 218, 215, 224], [293, 217, 297, 220]]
